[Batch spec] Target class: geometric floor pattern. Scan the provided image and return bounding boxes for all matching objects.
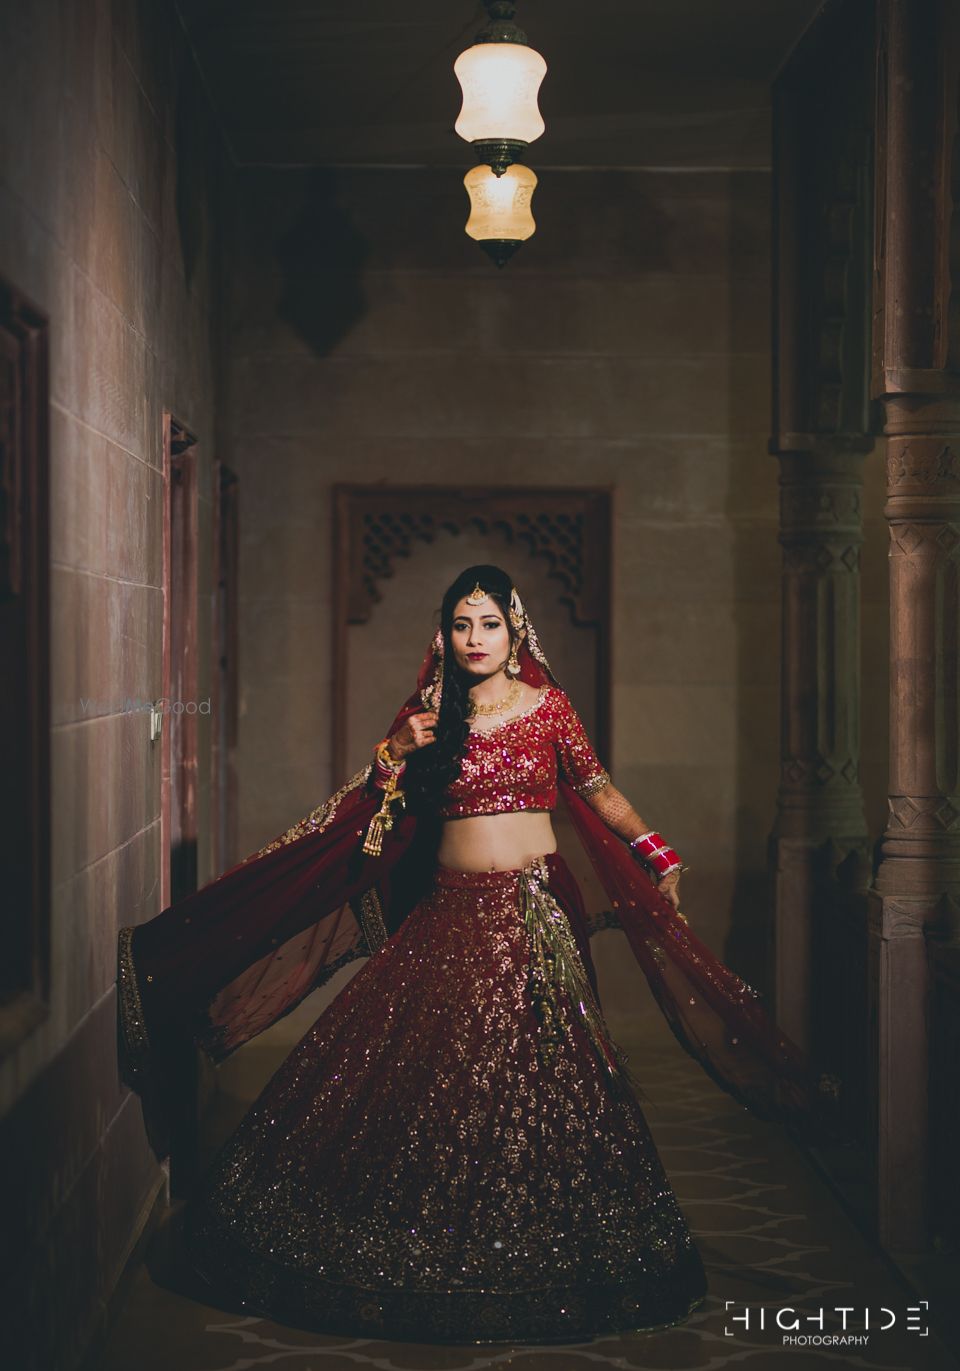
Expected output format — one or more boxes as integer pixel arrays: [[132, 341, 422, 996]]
[[92, 980, 960, 1371]]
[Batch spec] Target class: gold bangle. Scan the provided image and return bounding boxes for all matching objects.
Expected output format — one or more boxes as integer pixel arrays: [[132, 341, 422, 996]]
[[375, 739, 404, 771]]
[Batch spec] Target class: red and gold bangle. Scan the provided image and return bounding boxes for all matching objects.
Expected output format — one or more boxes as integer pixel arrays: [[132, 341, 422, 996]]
[[629, 829, 681, 879], [373, 738, 405, 789]]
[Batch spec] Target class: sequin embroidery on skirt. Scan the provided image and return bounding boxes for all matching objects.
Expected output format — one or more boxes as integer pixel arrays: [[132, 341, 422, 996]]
[[182, 857, 708, 1344]]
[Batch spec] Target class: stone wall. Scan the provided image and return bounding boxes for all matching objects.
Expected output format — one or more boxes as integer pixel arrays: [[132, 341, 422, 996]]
[[0, 2, 225, 1367]]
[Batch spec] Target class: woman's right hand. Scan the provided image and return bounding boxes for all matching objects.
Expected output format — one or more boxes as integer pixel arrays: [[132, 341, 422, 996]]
[[387, 710, 438, 760]]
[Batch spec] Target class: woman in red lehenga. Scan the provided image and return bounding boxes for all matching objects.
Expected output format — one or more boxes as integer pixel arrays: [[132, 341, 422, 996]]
[[116, 563, 840, 1347]]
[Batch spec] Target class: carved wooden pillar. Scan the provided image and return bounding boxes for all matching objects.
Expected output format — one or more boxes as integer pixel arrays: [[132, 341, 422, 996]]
[[869, 0, 960, 1253], [770, 2, 874, 1069]]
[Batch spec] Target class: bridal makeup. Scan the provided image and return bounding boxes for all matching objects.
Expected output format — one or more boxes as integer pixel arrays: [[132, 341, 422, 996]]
[[450, 597, 511, 677]]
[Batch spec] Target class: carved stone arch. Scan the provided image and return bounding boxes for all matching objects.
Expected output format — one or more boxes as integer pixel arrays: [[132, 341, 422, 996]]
[[332, 485, 612, 780]]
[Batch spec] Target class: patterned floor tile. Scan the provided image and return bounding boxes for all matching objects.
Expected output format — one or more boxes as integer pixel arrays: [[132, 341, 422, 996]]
[[92, 990, 959, 1371]]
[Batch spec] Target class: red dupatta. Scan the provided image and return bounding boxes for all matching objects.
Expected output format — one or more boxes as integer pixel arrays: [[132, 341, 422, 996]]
[[117, 614, 841, 1159]]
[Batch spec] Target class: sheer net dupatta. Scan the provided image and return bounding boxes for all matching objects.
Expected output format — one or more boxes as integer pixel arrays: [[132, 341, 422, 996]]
[[117, 765, 418, 1155], [561, 783, 843, 1146]]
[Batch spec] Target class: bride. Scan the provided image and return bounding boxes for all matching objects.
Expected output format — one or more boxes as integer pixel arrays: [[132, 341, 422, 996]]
[[117, 562, 838, 1346]]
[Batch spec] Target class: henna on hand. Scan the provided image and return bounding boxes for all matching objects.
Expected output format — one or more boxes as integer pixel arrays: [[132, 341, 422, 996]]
[[389, 710, 438, 760], [586, 781, 651, 840]]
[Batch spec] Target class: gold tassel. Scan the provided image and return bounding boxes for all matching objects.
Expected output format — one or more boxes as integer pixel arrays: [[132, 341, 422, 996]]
[[362, 812, 386, 858], [362, 773, 405, 857], [519, 860, 633, 1095]]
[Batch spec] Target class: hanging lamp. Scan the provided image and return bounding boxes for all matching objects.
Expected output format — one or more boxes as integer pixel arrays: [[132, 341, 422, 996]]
[[463, 163, 537, 267], [454, 1, 547, 178]]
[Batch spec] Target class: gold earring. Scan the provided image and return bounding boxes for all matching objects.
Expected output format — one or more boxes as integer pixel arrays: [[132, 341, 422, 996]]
[[505, 642, 521, 678]]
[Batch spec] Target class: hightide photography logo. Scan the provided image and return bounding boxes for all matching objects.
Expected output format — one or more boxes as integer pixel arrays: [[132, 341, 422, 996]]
[[724, 1301, 929, 1348]]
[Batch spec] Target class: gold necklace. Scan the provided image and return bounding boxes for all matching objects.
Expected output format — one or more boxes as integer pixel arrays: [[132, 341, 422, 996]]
[[467, 677, 522, 718]]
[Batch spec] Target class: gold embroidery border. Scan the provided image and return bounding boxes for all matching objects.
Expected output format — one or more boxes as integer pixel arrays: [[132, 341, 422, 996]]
[[117, 924, 150, 1077], [117, 765, 375, 1079], [352, 886, 389, 955], [185, 1201, 707, 1345], [575, 769, 611, 798], [250, 764, 372, 859]]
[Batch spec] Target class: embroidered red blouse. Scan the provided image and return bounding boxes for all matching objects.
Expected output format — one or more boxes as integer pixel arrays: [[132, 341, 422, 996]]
[[439, 684, 610, 819]]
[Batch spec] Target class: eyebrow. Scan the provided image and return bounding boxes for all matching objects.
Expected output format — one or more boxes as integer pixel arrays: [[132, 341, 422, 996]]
[[453, 612, 503, 621]]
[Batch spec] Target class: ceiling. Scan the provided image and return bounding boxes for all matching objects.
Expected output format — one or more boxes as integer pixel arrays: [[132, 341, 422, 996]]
[[177, 0, 824, 169]]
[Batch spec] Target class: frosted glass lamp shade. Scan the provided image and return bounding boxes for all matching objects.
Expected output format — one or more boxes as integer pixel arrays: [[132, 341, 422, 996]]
[[463, 164, 537, 267], [454, 41, 546, 146]]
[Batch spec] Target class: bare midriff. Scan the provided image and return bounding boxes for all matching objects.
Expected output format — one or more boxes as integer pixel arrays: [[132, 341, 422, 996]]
[[436, 810, 558, 873]]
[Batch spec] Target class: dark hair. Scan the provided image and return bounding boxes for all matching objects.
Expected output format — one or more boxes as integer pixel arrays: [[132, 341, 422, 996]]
[[403, 563, 517, 815]]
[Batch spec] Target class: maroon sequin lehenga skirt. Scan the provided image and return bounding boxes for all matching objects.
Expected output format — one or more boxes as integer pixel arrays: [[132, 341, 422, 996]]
[[183, 855, 708, 1344]]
